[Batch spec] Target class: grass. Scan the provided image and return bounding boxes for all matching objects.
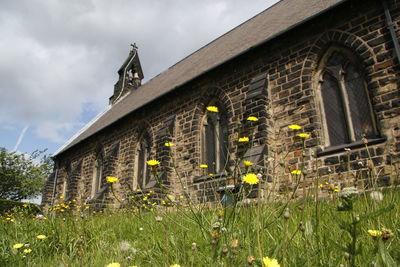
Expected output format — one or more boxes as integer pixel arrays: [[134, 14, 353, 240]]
[[1, 189, 399, 267]]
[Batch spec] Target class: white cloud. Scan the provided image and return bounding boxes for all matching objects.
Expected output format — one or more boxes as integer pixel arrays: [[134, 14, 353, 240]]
[[0, 0, 278, 145]]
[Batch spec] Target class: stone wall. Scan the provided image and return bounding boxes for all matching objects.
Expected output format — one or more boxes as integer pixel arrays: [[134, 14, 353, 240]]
[[42, 0, 400, 207]]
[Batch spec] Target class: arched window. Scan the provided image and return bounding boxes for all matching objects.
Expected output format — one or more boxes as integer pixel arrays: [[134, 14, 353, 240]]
[[202, 105, 229, 174], [91, 155, 103, 198], [134, 132, 151, 189], [318, 48, 377, 147]]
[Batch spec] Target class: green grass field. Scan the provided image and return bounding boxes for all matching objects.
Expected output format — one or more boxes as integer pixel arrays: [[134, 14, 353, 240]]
[[1, 188, 399, 267]]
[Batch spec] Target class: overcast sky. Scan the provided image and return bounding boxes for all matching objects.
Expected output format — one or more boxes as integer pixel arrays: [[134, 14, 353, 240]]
[[0, 0, 279, 155]]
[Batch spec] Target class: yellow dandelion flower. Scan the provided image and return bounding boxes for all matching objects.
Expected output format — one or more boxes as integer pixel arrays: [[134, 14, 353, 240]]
[[247, 116, 258, 121], [165, 142, 174, 147], [161, 200, 166, 205], [238, 137, 249, 142], [243, 173, 259, 185], [170, 265, 181, 267], [368, 230, 383, 237], [36, 235, 46, 240], [106, 263, 121, 267], [243, 160, 254, 167], [179, 195, 184, 199], [200, 164, 208, 168], [23, 249, 32, 254], [206, 106, 218, 112], [263, 256, 280, 267], [146, 160, 160, 166], [209, 173, 214, 177], [143, 197, 148, 201], [297, 133, 310, 139], [136, 188, 141, 192], [106, 176, 118, 183], [12, 243, 24, 249], [291, 170, 302, 175], [288, 124, 302, 130], [318, 184, 323, 188]]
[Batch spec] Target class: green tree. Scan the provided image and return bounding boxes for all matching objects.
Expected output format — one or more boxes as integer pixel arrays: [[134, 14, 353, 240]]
[[0, 147, 53, 201]]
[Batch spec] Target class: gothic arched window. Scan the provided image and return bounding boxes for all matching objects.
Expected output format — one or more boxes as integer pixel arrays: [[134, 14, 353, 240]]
[[134, 132, 151, 189], [91, 154, 103, 198], [202, 105, 229, 174], [318, 48, 377, 147]]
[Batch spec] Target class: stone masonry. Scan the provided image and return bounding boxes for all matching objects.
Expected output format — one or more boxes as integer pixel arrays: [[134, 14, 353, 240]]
[[42, 0, 400, 207]]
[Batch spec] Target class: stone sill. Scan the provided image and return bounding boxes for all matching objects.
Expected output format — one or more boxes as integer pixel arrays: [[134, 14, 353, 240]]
[[316, 137, 386, 157], [193, 172, 227, 183]]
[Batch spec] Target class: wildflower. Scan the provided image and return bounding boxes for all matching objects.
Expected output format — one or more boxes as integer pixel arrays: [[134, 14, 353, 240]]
[[248, 256, 256, 264], [106, 263, 121, 267], [283, 208, 290, 220], [165, 142, 174, 147], [146, 160, 160, 166], [212, 230, 219, 239], [36, 235, 46, 240], [200, 164, 208, 168], [23, 249, 32, 254], [139, 227, 144, 231], [338, 187, 358, 199], [106, 176, 118, 183], [170, 265, 181, 267], [243, 160, 254, 167], [36, 214, 45, 220], [191, 242, 197, 250], [368, 230, 383, 238], [209, 173, 214, 177], [381, 228, 394, 241], [370, 191, 383, 201], [231, 239, 238, 248], [222, 244, 228, 254], [288, 124, 302, 130], [318, 184, 323, 188], [247, 116, 259, 121], [297, 133, 310, 139], [238, 137, 249, 142], [155, 216, 163, 222], [119, 241, 131, 251], [23, 204, 28, 208], [242, 173, 259, 185], [206, 106, 218, 112], [291, 170, 302, 175], [263, 256, 280, 267], [12, 243, 24, 249], [217, 209, 224, 217], [161, 200, 166, 205]]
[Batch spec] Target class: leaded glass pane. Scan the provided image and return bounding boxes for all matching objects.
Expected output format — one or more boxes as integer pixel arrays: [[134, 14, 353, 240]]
[[345, 63, 375, 139], [321, 72, 350, 146], [206, 116, 216, 173]]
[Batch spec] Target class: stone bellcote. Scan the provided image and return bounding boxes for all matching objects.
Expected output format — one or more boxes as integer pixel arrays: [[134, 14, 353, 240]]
[[109, 44, 144, 105]]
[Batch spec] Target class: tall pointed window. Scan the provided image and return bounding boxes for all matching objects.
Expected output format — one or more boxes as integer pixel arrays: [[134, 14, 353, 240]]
[[319, 49, 377, 147], [91, 155, 103, 198], [134, 133, 151, 189], [202, 105, 229, 174]]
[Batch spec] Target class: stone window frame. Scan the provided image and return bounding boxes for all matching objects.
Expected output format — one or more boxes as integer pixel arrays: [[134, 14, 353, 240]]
[[133, 131, 152, 189], [62, 162, 71, 199], [315, 45, 381, 153], [200, 101, 229, 175], [91, 149, 104, 198]]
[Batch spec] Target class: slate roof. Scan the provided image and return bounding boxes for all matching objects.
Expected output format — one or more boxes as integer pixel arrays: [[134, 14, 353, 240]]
[[54, 0, 346, 156]]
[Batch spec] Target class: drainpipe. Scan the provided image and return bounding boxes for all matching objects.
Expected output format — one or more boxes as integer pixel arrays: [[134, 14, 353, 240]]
[[50, 161, 59, 206], [381, 0, 400, 64]]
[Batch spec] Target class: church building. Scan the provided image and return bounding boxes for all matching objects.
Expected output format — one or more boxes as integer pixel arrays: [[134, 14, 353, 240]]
[[42, 0, 400, 207]]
